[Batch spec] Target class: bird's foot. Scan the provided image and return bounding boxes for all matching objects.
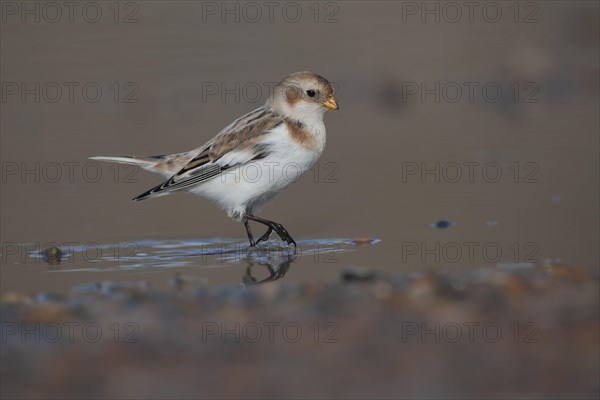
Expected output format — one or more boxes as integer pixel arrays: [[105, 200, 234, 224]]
[[272, 223, 296, 248], [249, 225, 295, 251], [252, 228, 273, 247]]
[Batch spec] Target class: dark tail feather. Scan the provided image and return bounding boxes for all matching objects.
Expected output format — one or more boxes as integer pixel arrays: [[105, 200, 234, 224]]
[[131, 183, 169, 202]]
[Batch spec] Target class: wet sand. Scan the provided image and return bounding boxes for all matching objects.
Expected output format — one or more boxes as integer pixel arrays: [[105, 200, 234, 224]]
[[2, 261, 598, 398]]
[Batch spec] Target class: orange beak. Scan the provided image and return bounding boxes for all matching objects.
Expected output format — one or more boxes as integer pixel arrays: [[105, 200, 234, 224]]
[[323, 96, 339, 110]]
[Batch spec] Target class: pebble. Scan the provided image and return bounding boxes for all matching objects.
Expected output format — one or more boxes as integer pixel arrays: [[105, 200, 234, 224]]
[[431, 220, 453, 229], [341, 266, 378, 282]]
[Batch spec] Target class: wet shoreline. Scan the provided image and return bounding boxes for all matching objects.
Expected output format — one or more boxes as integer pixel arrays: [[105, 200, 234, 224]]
[[2, 261, 598, 398]]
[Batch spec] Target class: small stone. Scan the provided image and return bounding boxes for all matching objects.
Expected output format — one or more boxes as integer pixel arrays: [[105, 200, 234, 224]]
[[35, 292, 67, 304], [373, 281, 393, 299], [504, 275, 531, 296], [431, 220, 453, 229], [42, 245, 63, 265], [23, 304, 69, 322], [1, 292, 33, 305], [341, 266, 377, 283], [351, 238, 381, 246], [170, 273, 186, 290], [407, 273, 437, 301]]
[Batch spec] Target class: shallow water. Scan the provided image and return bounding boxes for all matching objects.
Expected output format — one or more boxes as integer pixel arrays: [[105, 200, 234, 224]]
[[2, 237, 381, 294]]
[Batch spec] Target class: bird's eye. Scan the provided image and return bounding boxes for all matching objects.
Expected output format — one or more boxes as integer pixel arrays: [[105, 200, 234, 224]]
[[306, 90, 316, 97]]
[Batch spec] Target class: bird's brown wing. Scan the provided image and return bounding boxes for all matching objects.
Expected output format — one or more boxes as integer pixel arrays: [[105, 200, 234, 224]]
[[132, 107, 284, 201]]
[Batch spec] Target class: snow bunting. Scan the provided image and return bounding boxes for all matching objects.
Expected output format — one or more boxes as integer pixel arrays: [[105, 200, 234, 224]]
[[91, 71, 338, 247]]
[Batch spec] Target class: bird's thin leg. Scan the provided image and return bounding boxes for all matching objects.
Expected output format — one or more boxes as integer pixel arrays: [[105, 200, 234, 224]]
[[245, 214, 296, 247], [244, 217, 270, 247], [243, 218, 255, 246], [255, 226, 273, 246]]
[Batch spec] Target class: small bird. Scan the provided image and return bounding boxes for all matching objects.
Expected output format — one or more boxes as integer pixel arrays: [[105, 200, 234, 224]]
[[91, 71, 338, 247]]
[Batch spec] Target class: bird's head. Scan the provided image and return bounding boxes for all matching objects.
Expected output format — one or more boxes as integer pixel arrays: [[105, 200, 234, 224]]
[[269, 71, 338, 122]]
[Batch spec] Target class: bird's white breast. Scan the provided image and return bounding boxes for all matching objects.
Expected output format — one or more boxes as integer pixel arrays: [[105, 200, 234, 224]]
[[190, 121, 326, 219]]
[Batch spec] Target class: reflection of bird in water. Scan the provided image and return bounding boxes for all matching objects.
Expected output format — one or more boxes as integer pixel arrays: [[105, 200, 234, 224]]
[[242, 253, 296, 287]]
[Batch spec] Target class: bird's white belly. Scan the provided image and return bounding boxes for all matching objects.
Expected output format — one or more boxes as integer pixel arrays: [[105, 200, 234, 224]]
[[191, 144, 322, 219], [190, 117, 326, 219]]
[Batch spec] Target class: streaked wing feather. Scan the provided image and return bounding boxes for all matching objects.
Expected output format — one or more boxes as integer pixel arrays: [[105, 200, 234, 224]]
[[133, 106, 284, 201], [132, 163, 224, 201]]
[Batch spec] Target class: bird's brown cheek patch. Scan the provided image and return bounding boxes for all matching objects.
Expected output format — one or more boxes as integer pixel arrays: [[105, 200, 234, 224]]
[[285, 85, 302, 104], [286, 121, 316, 151]]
